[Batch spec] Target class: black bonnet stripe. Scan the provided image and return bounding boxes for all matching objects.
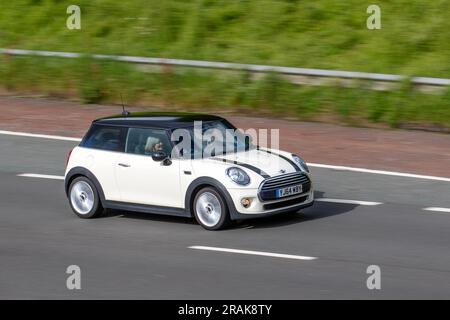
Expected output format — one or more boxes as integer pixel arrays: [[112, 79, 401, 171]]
[[256, 147, 300, 172], [213, 158, 270, 179]]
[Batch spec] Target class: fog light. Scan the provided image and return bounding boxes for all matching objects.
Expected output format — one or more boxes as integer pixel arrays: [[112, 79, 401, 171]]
[[241, 197, 252, 208]]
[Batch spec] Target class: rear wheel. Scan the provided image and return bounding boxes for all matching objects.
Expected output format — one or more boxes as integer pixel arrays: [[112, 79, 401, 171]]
[[193, 187, 230, 230], [69, 176, 103, 218]]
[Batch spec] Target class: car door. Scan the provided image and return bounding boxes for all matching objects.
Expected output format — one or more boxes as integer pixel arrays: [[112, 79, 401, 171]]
[[115, 127, 183, 208]]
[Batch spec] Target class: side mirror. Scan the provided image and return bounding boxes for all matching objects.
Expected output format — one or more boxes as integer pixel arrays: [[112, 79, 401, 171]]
[[152, 151, 167, 162]]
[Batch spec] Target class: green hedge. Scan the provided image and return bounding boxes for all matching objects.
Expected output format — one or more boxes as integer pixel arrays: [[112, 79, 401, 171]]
[[1, 56, 449, 130]]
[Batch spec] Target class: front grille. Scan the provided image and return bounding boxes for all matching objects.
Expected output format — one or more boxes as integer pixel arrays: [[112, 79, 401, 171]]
[[263, 195, 308, 210], [259, 172, 311, 201]]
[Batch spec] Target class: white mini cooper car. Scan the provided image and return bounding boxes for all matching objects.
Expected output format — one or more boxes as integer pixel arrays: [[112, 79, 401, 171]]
[[65, 112, 314, 230]]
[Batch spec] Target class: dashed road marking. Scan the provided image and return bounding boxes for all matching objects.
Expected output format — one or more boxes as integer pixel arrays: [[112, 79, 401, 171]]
[[189, 246, 317, 261], [316, 198, 382, 206], [18, 173, 65, 180], [423, 207, 450, 214]]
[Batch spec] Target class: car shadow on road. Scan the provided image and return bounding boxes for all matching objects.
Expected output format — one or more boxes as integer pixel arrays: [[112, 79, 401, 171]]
[[102, 209, 197, 226], [236, 191, 359, 230], [100, 191, 359, 230]]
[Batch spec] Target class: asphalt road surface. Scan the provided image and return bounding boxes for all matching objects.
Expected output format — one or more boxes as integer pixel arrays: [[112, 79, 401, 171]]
[[1, 134, 450, 299]]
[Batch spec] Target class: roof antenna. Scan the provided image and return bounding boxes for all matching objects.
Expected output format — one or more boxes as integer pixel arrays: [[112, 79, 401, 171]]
[[120, 94, 130, 117]]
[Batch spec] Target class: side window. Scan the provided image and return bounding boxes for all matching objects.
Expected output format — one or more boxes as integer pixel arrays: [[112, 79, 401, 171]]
[[125, 128, 171, 156], [81, 125, 126, 152]]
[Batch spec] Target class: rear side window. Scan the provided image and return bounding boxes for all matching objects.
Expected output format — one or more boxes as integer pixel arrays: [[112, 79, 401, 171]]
[[80, 124, 126, 152]]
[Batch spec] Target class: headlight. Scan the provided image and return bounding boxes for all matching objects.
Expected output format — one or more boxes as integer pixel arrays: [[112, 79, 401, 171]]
[[226, 167, 250, 185], [292, 154, 309, 173]]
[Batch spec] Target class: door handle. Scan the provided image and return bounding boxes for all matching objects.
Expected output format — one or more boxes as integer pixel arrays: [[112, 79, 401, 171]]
[[118, 163, 131, 168]]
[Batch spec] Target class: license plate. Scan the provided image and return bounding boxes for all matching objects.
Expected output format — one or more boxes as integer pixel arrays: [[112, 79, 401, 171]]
[[276, 184, 302, 198]]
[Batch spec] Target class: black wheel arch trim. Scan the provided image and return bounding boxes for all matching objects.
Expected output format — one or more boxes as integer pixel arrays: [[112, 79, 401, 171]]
[[185, 177, 314, 221], [65, 167, 106, 203], [185, 177, 242, 220]]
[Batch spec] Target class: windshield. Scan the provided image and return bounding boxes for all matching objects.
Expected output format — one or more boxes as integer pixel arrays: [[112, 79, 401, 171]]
[[171, 120, 255, 159]]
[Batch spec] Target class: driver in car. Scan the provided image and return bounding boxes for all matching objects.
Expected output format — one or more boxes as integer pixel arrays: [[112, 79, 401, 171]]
[[153, 141, 164, 152], [144, 137, 165, 154]]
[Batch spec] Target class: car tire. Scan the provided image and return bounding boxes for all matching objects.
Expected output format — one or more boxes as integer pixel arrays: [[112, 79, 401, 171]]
[[69, 176, 103, 219], [193, 187, 230, 230]]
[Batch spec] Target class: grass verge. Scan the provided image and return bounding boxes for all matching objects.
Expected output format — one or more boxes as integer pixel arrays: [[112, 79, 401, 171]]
[[1, 56, 449, 131]]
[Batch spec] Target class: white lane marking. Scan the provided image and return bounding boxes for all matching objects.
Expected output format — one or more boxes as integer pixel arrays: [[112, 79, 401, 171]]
[[423, 207, 450, 214], [18, 173, 65, 180], [188, 246, 317, 261], [1, 129, 449, 182], [308, 163, 450, 182], [0, 130, 81, 142], [316, 198, 382, 206]]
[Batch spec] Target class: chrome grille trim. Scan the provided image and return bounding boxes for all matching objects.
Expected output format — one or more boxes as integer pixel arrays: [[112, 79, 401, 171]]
[[258, 172, 311, 202], [262, 172, 309, 189], [262, 176, 309, 189]]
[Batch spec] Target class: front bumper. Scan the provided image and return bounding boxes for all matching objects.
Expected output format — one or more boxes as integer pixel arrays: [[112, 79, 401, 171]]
[[227, 187, 314, 220]]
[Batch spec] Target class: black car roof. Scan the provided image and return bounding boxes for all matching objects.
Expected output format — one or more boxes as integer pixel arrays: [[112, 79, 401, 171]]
[[93, 112, 225, 129]]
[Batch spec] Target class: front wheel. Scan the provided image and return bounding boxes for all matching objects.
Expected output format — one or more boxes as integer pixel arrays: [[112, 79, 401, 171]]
[[69, 176, 103, 219], [193, 187, 230, 230]]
